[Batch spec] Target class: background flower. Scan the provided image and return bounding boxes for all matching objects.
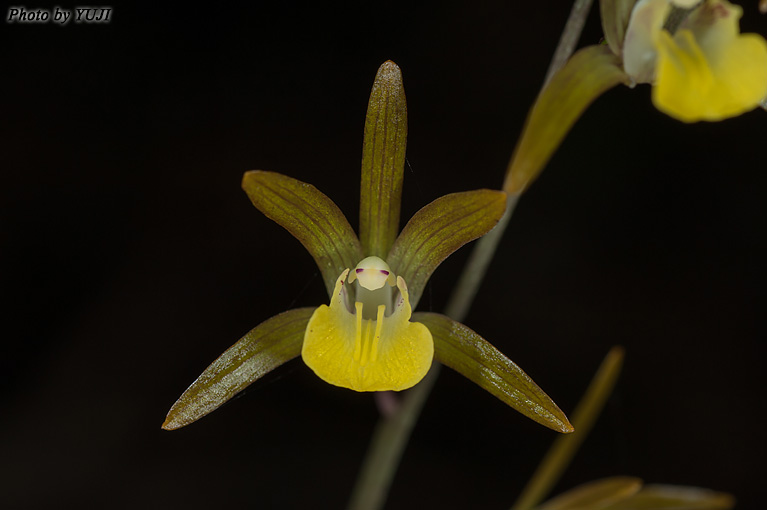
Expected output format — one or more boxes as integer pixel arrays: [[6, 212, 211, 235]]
[[622, 0, 767, 121]]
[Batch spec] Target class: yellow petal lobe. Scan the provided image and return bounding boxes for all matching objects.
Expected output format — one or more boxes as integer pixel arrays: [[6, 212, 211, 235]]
[[302, 270, 433, 392], [652, 1, 767, 122]]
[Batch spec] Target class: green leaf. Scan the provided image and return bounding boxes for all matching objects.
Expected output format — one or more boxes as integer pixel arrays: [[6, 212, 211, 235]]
[[359, 60, 408, 259], [387, 189, 507, 308], [604, 485, 735, 510], [412, 312, 573, 433], [162, 308, 315, 431], [538, 477, 642, 510], [600, 0, 638, 56], [242, 171, 363, 297], [504, 45, 629, 194]]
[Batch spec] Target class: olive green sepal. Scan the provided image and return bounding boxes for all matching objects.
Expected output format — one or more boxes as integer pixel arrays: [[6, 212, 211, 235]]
[[538, 476, 643, 510], [387, 189, 507, 309], [413, 312, 573, 434], [599, 0, 639, 55], [162, 308, 315, 430], [540, 477, 735, 510], [242, 171, 363, 297], [359, 61, 408, 259], [504, 45, 629, 194]]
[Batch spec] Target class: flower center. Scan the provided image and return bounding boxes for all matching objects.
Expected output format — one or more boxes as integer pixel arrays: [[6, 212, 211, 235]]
[[301, 257, 434, 391], [348, 256, 397, 320], [342, 256, 398, 365]]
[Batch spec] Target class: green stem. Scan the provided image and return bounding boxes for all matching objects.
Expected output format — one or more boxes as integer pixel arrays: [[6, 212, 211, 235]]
[[447, 0, 593, 322], [511, 346, 625, 510], [444, 194, 519, 321], [346, 1, 595, 508], [346, 364, 441, 510], [543, 0, 594, 88]]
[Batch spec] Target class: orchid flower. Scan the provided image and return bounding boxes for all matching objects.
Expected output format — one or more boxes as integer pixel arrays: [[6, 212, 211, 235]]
[[501, 0, 767, 194], [623, 0, 767, 122], [163, 61, 573, 435]]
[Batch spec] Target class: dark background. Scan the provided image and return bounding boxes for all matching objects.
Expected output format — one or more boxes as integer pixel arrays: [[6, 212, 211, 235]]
[[2, 1, 765, 508]]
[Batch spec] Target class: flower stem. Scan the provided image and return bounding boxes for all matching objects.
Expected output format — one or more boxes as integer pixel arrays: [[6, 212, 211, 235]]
[[543, 0, 594, 89], [444, 194, 519, 321], [347, 364, 440, 510], [450, 0, 593, 320], [346, 1, 595, 508], [511, 346, 625, 510]]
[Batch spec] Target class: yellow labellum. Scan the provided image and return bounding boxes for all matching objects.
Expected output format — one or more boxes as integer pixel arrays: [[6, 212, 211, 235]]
[[302, 262, 433, 392], [652, 1, 767, 122]]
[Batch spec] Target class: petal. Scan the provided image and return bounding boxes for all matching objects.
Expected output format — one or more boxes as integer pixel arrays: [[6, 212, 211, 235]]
[[387, 189, 507, 309], [413, 312, 573, 433], [504, 45, 629, 194], [623, 0, 671, 83], [242, 170, 364, 297], [162, 307, 315, 430], [599, 0, 641, 55], [652, 29, 714, 120], [669, 0, 699, 7], [677, 0, 739, 49], [653, 0, 767, 122], [605, 484, 735, 509], [538, 477, 643, 510], [359, 61, 408, 259], [302, 271, 433, 392]]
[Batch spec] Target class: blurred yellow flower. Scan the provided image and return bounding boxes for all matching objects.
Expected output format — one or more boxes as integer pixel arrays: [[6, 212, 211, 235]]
[[624, 0, 767, 122]]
